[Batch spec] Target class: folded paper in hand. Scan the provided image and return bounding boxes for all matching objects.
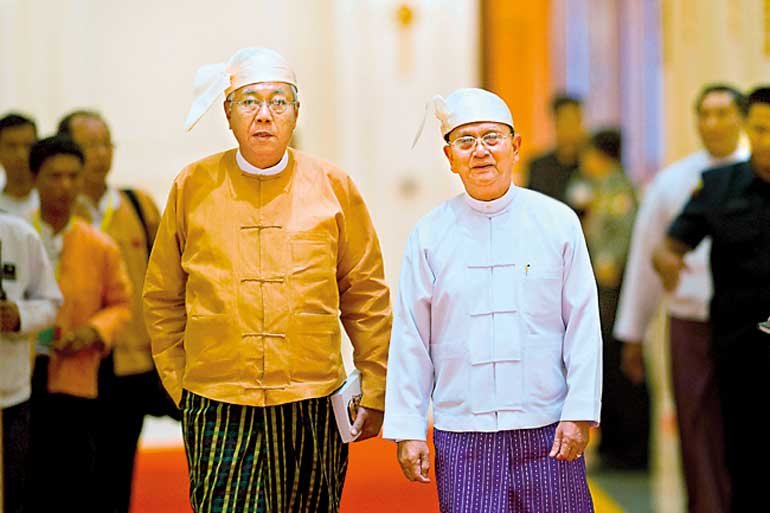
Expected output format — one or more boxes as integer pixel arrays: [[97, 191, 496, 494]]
[[331, 369, 362, 443]]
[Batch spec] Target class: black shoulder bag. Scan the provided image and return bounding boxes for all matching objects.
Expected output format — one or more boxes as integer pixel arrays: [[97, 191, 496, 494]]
[[122, 189, 182, 421]]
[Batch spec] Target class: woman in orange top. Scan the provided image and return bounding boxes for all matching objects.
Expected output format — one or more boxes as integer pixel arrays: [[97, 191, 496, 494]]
[[26, 135, 131, 513]]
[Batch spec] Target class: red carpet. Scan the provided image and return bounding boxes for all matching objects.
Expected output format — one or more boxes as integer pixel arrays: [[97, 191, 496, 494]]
[[130, 430, 624, 512], [130, 447, 192, 513], [340, 435, 440, 513], [130, 437, 439, 513]]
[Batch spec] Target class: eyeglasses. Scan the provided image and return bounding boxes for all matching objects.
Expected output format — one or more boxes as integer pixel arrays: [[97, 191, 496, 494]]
[[449, 131, 512, 152], [228, 97, 296, 115]]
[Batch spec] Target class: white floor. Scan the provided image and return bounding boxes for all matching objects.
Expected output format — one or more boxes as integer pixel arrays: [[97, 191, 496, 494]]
[[139, 416, 184, 449]]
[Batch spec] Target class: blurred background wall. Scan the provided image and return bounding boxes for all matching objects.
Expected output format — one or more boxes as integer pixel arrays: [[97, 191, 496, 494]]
[[661, 0, 770, 161], [0, 0, 476, 289], [3, 0, 770, 265]]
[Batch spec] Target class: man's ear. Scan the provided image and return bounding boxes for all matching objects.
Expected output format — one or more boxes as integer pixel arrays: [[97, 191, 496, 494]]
[[223, 100, 232, 124], [511, 133, 522, 162], [291, 101, 300, 130], [443, 144, 457, 174]]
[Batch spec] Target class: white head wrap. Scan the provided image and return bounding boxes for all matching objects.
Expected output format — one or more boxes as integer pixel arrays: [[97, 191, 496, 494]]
[[412, 87, 514, 147], [184, 47, 298, 131]]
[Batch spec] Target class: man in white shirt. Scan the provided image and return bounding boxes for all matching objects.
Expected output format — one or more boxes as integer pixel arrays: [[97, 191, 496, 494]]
[[615, 84, 747, 513], [0, 113, 39, 219], [0, 212, 62, 513], [383, 88, 602, 513]]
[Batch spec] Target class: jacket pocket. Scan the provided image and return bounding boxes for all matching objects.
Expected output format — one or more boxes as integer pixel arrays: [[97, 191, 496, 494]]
[[290, 236, 334, 274], [429, 342, 467, 412], [521, 265, 563, 318], [291, 312, 341, 382], [290, 236, 338, 314], [525, 340, 567, 408]]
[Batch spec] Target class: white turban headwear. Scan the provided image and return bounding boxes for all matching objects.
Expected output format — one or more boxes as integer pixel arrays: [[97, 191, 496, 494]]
[[184, 47, 298, 131], [412, 87, 514, 147]]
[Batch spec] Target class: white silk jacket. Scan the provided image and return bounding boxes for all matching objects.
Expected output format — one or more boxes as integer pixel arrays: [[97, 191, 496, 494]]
[[383, 185, 602, 440]]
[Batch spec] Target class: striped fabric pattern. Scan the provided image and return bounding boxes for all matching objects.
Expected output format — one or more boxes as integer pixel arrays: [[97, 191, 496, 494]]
[[434, 423, 594, 513], [181, 391, 348, 513]]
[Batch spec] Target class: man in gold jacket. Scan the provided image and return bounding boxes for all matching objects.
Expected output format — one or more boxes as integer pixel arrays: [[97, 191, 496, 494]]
[[143, 47, 392, 513]]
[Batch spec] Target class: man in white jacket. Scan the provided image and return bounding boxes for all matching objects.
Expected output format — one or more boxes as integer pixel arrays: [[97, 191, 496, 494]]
[[615, 84, 747, 513], [0, 211, 62, 513], [382, 88, 602, 513]]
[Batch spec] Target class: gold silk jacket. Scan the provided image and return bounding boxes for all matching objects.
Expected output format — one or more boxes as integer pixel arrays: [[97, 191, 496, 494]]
[[77, 189, 161, 376], [143, 148, 392, 409]]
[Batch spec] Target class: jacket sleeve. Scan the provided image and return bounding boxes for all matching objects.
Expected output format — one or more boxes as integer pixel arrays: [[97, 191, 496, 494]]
[[142, 180, 188, 405], [15, 229, 63, 336], [381, 228, 434, 441], [336, 175, 392, 411], [89, 238, 133, 351], [560, 213, 603, 424], [668, 173, 713, 249]]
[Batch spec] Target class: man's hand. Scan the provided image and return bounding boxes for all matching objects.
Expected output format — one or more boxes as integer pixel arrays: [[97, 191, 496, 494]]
[[55, 325, 104, 355], [397, 440, 431, 483], [0, 300, 21, 333], [652, 239, 689, 292], [350, 406, 384, 441], [549, 420, 591, 461], [621, 342, 645, 385]]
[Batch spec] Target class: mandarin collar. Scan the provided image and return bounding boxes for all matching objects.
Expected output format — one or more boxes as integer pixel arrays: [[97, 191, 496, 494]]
[[463, 183, 517, 215], [236, 149, 289, 176]]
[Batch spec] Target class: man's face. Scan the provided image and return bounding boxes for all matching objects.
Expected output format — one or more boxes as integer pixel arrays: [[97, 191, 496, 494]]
[[68, 116, 113, 185], [443, 121, 521, 201], [0, 124, 37, 179], [696, 91, 743, 158], [225, 82, 299, 168], [35, 154, 83, 215], [745, 102, 770, 174], [554, 103, 584, 149]]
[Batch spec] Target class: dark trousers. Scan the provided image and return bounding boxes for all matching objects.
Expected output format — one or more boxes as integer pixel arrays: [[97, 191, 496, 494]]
[[182, 390, 348, 513], [669, 317, 730, 513], [2, 400, 30, 513], [597, 286, 650, 469], [713, 328, 770, 512], [28, 355, 98, 513], [93, 356, 149, 513]]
